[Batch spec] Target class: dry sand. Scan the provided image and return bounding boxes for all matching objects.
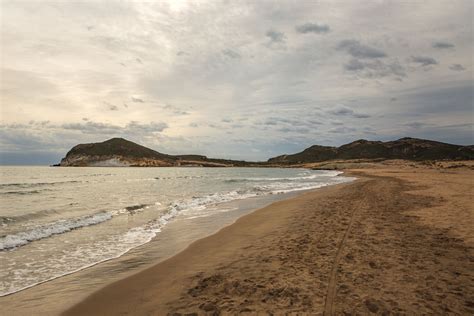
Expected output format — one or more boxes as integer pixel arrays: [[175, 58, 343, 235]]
[[64, 162, 473, 315]]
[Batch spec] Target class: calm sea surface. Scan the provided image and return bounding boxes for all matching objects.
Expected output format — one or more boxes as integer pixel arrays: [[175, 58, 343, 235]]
[[0, 166, 353, 296]]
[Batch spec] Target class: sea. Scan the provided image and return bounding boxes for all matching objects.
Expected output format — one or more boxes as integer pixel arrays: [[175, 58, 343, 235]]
[[0, 166, 354, 297]]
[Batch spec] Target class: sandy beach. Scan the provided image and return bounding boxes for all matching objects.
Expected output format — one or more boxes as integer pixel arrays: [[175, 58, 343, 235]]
[[64, 162, 473, 315], [2, 0, 473, 314]]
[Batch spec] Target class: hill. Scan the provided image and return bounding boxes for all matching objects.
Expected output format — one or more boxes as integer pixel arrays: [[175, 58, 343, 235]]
[[58, 137, 473, 167], [267, 138, 474, 164], [58, 138, 259, 167]]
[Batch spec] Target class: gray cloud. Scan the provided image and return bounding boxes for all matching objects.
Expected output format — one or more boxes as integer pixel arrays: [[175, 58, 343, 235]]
[[29, 120, 51, 126], [0, 127, 62, 155], [61, 121, 122, 134], [328, 105, 370, 118], [353, 113, 371, 119], [328, 126, 357, 134], [432, 41, 455, 49], [329, 107, 354, 116], [104, 101, 119, 111], [161, 104, 189, 116], [259, 116, 323, 134], [222, 49, 241, 59], [405, 122, 427, 129], [337, 40, 386, 59], [3, 120, 168, 141], [174, 110, 189, 116], [295, 22, 330, 34], [263, 117, 306, 126], [344, 58, 405, 78], [263, 119, 278, 126], [278, 127, 310, 134], [60, 121, 168, 135], [344, 59, 365, 71], [266, 29, 285, 43], [208, 123, 221, 129], [449, 64, 465, 71], [125, 121, 168, 133], [410, 56, 438, 66]]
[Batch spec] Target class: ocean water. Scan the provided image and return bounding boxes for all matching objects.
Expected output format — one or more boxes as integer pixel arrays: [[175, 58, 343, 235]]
[[0, 166, 353, 296]]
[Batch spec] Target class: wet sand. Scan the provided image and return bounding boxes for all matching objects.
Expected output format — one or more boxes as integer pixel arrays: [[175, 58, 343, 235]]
[[66, 163, 474, 315]]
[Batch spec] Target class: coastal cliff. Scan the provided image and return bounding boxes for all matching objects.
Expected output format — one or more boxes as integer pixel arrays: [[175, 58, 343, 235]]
[[59, 138, 174, 167]]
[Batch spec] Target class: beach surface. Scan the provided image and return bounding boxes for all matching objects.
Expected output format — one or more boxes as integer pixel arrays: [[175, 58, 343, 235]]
[[65, 162, 473, 315]]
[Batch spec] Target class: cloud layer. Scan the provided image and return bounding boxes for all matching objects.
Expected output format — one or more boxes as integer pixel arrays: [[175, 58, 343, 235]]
[[1, 0, 472, 164]]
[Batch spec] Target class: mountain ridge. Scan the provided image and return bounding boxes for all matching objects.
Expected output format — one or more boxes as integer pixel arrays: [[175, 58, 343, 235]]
[[57, 137, 474, 167], [268, 137, 474, 164]]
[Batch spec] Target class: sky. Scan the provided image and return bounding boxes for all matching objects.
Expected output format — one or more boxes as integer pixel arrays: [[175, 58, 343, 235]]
[[1, 0, 473, 164]]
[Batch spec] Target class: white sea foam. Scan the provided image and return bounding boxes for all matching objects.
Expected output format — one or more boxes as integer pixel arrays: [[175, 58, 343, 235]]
[[0, 212, 113, 251], [0, 209, 176, 296], [0, 204, 152, 251], [224, 170, 343, 183], [169, 190, 262, 215]]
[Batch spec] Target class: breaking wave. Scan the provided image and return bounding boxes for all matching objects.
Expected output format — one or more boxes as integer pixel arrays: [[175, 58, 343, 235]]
[[0, 203, 153, 251]]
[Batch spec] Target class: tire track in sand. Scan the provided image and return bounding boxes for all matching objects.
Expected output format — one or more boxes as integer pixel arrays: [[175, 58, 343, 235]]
[[323, 182, 368, 316]]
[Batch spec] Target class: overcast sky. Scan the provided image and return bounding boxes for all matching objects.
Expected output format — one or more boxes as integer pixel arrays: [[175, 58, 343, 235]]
[[1, 0, 472, 164]]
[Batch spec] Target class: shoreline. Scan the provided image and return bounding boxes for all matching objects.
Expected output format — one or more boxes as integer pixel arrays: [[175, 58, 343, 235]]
[[64, 179, 356, 315], [65, 164, 473, 315], [0, 170, 351, 315]]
